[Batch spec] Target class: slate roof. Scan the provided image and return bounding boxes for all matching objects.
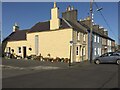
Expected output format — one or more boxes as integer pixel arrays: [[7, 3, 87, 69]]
[[79, 21, 115, 41], [28, 18, 87, 33], [66, 20, 87, 33], [3, 29, 28, 42], [28, 21, 50, 33], [3, 18, 114, 42]]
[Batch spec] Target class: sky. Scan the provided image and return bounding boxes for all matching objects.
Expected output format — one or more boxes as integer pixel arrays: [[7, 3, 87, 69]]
[[2, 2, 118, 44]]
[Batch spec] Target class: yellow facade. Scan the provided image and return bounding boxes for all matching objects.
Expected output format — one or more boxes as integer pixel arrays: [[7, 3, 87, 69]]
[[27, 28, 73, 59], [5, 40, 27, 58]]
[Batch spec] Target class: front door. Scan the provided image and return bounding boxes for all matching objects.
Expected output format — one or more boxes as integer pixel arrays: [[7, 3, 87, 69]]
[[23, 46, 26, 58]]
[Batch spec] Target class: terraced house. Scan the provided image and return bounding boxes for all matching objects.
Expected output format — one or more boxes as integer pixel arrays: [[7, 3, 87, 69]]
[[2, 2, 88, 63], [80, 16, 115, 60], [2, 2, 115, 62]]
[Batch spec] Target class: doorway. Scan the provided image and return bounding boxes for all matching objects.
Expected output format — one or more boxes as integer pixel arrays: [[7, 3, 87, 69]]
[[23, 46, 26, 58]]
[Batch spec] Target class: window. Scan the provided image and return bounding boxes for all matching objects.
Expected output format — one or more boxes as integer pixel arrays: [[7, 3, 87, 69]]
[[83, 34, 86, 41], [98, 48, 99, 55], [94, 35, 96, 42], [35, 35, 39, 55], [83, 47, 85, 55], [18, 47, 21, 53], [98, 36, 99, 43], [6, 47, 11, 53], [99, 48, 101, 56], [77, 32, 80, 40], [76, 46, 79, 55], [94, 48, 96, 55]]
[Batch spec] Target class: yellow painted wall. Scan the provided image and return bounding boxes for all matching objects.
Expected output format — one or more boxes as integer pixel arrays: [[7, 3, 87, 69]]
[[27, 28, 73, 59], [5, 40, 27, 57]]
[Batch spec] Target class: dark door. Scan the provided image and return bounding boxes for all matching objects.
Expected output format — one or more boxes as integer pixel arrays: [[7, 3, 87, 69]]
[[23, 47, 26, 58]]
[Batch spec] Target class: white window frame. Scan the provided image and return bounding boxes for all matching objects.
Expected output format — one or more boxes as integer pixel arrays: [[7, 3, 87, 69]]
[[98, 48, 99, 55], [94, 48, 96, 55], [98, 36, 100, 43], [94, 35, 96, 42], [99, 48, 101, 56], [83, 47, 85, 55], [77, 32, 80, 40], [83, 34, 86, 41]]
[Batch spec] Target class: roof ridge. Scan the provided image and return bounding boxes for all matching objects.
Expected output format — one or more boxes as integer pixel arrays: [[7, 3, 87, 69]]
[[38, 20, 50, 23], [62, 18, 72, 28]]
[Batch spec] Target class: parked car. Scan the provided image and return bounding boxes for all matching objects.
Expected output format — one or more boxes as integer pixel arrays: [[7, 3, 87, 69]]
[[94, 52, 120, 65]]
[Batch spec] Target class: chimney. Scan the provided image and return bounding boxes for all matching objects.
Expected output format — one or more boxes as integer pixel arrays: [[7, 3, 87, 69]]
[[50, 2, 60, 30], [62, 5, 78, 22], [104, 29, 108, 36], [99, 27, 104, 35], [13, 22, 19, 32]]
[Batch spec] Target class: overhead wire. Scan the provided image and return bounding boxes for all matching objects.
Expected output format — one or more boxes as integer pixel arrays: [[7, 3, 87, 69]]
[[94, 2, 117, 40]]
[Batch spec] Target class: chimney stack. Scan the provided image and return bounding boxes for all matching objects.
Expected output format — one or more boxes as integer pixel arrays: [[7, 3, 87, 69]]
[[50, 2, 60, 30], [62, 5, 78, 22], [13, 22, 19, 32]]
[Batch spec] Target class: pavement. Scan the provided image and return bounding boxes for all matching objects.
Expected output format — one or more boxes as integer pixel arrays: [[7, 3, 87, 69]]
[[1, 58, 119, 88]]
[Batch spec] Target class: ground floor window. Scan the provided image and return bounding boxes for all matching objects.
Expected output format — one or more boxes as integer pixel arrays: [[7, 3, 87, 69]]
[[94, 48, 97, 55], [18, 47, 21, 53], [83, 47, 86, 55], [6, 47, 11, 53], [76, 46, 79, 55]]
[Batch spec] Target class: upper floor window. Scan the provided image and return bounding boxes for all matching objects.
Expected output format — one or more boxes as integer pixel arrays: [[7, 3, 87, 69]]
[[94, 35, 96, 42], [77, 32, 80, 40], [83, 34, 86, 41], [98, 36, 100, 43]]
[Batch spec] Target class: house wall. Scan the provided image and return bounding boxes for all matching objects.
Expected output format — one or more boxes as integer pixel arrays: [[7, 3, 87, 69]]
[[73, 30, 88, 62], [107, 39, 112, 52], [92, 34, 102, 59], [4, 40, 27, 57], [88, 33, 102, 60], [4, 28, 88, 63], [102, 37, 108, 54], [111, 41, 115, 52], [27, 28, 73, 61]]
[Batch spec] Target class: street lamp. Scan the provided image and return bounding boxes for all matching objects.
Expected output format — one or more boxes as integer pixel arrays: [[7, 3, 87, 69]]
[[89, 0, 103, 63], [69, 41, 73, 66]]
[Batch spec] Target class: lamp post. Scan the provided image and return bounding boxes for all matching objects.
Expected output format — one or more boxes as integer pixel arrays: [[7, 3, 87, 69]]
[[69, 41, 73, 66], [89, 0, 103, 63]]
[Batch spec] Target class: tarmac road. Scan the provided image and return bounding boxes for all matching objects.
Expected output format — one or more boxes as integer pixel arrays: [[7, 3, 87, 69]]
[[2, 58, 119, 88]]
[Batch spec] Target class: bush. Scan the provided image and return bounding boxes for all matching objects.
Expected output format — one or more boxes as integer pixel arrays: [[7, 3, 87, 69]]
[[64, 58, 69, 63]]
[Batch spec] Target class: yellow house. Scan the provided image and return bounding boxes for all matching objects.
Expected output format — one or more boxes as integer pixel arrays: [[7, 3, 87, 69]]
[[3, 2, 88, 63]]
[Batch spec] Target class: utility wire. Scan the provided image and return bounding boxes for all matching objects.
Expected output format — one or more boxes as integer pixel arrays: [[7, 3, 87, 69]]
[[94, 2, 117, 40]]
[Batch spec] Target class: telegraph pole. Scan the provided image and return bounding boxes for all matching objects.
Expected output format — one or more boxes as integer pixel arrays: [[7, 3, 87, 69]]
[[90, 0, 93, 63]]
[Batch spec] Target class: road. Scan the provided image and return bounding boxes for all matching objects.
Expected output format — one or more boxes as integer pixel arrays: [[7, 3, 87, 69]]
[[2, 58, 119, 88]]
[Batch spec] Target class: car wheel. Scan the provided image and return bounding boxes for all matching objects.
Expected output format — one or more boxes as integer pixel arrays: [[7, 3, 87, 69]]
[[116, 60, 120, 65], [95, 60, 100, 64]]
